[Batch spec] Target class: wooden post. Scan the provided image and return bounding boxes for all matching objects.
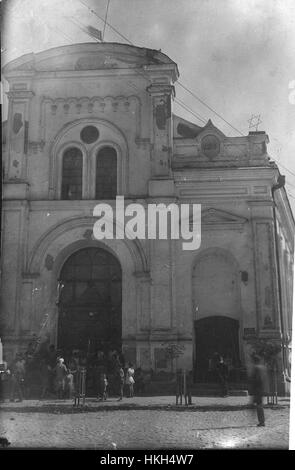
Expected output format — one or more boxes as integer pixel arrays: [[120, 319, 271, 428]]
[[74, 367, 86, 407], [183, 369, 188, 406], [176, 369, 183, 405]]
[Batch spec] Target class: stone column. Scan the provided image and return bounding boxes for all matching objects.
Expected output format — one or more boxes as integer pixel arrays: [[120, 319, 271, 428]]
[[249, 201, 281, 336], [249, 201, 288, 394], [150, 238, 175, 331], [134, 271, 151, 332]]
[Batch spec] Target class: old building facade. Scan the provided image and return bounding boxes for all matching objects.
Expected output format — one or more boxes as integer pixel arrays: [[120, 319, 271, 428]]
[[1, 43, 294, 393]]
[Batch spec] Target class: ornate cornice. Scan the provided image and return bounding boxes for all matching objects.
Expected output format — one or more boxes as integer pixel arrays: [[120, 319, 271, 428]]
[[6, 90, 35, 100], [40, 94, 142, 142], [42, 95, 141, 115]]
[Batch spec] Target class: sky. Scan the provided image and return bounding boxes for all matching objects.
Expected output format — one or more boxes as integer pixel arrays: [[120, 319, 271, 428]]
[[1, 0, 295, 212]]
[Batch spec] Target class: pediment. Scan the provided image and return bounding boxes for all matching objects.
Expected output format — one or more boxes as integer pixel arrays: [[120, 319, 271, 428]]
[[202, 208, 248, 227], [199, 119, 226, 138], [3, 43, 175, 75], [37, 52, 152, 72]]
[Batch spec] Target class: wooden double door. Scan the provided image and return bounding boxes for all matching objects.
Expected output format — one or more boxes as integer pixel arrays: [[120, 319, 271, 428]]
[[57, 247, 122, 355], [194, 316, 240, 382]]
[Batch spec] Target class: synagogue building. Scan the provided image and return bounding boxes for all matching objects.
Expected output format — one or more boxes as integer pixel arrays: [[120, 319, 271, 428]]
[[1, 43, 294, 393]]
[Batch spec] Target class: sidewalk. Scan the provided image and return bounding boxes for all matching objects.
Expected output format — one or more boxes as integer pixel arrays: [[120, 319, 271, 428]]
[[0, 395, 290, 412]]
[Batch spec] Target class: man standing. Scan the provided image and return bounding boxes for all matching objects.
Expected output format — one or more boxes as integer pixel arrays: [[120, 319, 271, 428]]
[[216, 357, 229, 397], [250, 355, 267, 427], [46, 344, 57, 394], [9, 353, 25, 402]]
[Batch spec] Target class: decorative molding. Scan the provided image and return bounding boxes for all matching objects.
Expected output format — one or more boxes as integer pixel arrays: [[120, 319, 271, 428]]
[[253, 186, 268, 195], [83, 229, 94, 240], [6, 90, 35, 100], [27, 215, 148, 274], [243, 327, 256, 338], [40, 95, 142, 142], [28, 140, 46, 153], [179, 187, 249, 198], [223, 142, 249, 157], [135, 137, 151, 148], [133, 271, 151, 281], [201, 208, 248, 230], [22, 272, 40, 279], [192, 247, 241, 274], [44, 254, 54, 271], [247, 200, 274, 208], [146, 83, 175, 95]]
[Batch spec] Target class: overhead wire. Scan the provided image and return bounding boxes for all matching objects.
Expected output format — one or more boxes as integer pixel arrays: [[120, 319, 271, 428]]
[[174, 98, 207, 125], [76, 0, 133, 45], [102, 0, 111, 42], [74, 0, 213, 128], [274, 160, 295, 179], [9, 0, 293, 190], [176, 81, 245, 136], [67, 17, 101, 42], [73, 0, 295, 191]]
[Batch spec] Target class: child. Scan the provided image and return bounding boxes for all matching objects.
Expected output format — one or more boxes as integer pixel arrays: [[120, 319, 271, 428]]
[[118, 367, 125, 401], [98, 372, 108, 401], [102, 374, 108, 401]]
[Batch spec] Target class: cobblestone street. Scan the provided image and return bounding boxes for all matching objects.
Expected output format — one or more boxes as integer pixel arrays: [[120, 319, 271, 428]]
[[0, 397, 290, 449]]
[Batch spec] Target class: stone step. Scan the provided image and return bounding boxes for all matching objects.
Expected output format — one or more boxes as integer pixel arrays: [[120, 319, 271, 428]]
[[143, 381, 249, 397], [192, 382, 249, 390], [192, 390, 249, 397]]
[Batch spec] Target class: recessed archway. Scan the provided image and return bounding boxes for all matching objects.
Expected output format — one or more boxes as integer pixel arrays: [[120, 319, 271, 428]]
[[194, 315, 240, 382], [57, 247, 122, 356], [192, 248, 242, 382]]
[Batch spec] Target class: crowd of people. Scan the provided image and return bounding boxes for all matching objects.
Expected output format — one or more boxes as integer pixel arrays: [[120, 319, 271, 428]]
[[0, 342, 147, 402], [0, 343, 273, 427]]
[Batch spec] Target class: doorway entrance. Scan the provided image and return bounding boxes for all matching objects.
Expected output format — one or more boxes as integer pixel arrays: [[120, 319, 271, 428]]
[[194, 316, 240, 382], [57, 247, 122, 356]]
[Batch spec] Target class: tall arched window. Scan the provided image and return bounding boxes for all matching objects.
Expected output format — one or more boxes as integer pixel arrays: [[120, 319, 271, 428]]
[[96, 146, 117, 199], [61, 147, 83, 200]]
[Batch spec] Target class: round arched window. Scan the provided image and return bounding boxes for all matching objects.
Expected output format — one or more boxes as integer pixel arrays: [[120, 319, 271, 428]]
[[96, 146, 117, 199], [61, 147, 83, 200]]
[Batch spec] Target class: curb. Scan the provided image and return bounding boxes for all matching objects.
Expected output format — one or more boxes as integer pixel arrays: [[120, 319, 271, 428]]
[[0, 403, 288, 413]]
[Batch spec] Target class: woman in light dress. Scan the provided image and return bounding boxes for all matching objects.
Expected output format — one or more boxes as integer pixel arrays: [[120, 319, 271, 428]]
[[125, 362, 135, 398]]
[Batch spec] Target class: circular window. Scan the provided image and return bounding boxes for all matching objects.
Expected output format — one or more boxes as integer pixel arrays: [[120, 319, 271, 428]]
[[80, 125, 99, 144], [201, 134, 220, 159]]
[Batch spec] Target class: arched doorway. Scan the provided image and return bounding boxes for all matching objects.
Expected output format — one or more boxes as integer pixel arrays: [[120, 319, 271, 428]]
[[192, 249, 241, 382], [194, 316, 240, 382], [57, 247, 122, 356]]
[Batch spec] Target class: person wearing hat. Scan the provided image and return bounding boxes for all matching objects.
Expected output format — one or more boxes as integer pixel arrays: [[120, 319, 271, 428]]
[[250, 355, 267, 427]]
